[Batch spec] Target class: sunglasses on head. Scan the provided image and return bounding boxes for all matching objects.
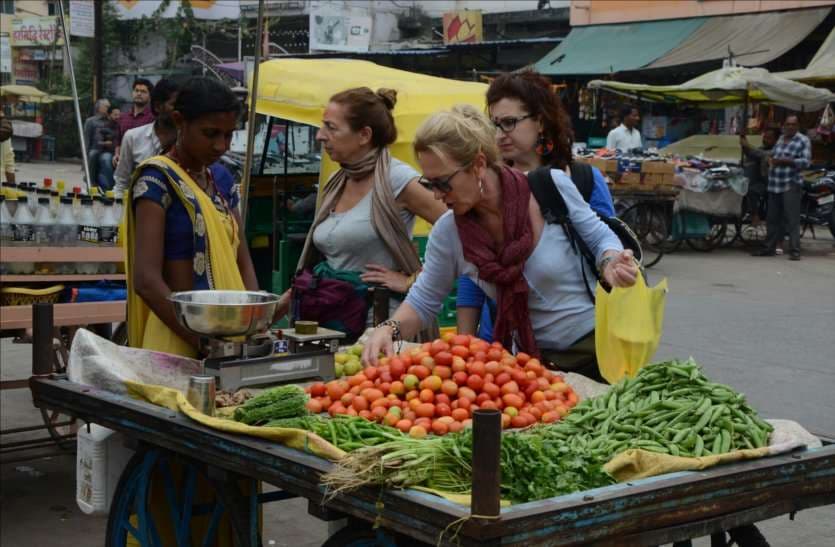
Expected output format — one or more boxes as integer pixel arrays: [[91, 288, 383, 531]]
[[418, 166, 466, 193]]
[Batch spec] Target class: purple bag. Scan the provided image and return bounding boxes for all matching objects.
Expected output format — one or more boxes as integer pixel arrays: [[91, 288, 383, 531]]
[[291, 269, 368, 339]]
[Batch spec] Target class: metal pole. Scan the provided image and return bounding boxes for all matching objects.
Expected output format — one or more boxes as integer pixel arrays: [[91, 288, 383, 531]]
[[57, 0, 92, 191], [238, 24, 242, 62], [240, 0, 266, 225], [471, 408, 502, 518], [93, 0, 103, 100]]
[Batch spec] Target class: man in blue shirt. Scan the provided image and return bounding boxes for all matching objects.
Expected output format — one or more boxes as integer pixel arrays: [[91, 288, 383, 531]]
[[752, 116, 811, 261]]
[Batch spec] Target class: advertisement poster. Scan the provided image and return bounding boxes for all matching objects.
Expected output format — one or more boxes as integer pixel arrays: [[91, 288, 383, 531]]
[[309, 4, 372, 53], [442, 10, 483, 45], [70, 0, 96, 38], [112, 0, 240, 20], [10, 17, 64, 47]]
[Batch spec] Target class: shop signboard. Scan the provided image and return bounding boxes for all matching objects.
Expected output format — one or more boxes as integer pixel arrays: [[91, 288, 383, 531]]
[[309, 3, 372, 53], [0, 36, 11, 74], [442, 10, 483, 45], [70, 0, 96, 38], [10, 17, 64, 47], [13, 60, 39, 84]]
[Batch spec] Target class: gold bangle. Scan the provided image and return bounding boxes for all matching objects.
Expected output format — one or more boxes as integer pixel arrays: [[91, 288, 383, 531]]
[[405, 272, 418, 289]]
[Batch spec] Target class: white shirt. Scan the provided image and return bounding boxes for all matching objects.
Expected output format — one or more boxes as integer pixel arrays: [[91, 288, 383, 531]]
[[113, 122, 160, 194], [405, 169, 623, 350], [606, 124, 643, 152]]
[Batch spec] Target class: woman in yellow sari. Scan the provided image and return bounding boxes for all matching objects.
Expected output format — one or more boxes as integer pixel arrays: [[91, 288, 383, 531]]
[[126, 77, 258, 358], [124, 77, 259, 546]]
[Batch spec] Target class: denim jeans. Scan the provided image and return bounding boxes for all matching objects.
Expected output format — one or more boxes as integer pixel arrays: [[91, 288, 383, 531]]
[[97, 152, 114, 191]]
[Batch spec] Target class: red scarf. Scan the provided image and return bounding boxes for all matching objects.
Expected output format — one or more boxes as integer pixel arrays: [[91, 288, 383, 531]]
[[455, 166, 538, 356]]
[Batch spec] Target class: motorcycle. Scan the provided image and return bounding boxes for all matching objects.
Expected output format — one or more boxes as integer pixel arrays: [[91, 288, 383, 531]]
[[800, 171, 835, 240]]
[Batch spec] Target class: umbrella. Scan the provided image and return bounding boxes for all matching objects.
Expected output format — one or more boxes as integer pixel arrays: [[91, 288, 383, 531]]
[[1, 84, 73, 104], [588, 66, 835, 111]]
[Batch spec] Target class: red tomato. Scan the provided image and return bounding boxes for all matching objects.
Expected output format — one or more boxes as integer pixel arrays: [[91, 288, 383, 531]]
[[487, 348, 503, 362], [479, 400, 498, 410], [530, 391, 546, 404], [451, 345, 471, 360], [414, 417, 432, 428], [434, 351, 453, 367], [420, 356, 436, 370], [528, 407, 543, 420], [457, 397, 472, 410], [319, 396, 332, 409], [441, 380, 459, 397], [435, 393, 451, 406], [541, 411, 559, 424], [495, 372, 511, 386], [519, 412, 536, 426], [360, 381, 374, 390], [484, 361, 501, 376], [451, 408, 469, 422], [468, 361, 486, 377], [363, 367, 379, 381], [384, 413, 400, 427], [453, 371, 468, 386], [511, 369, 527, 383], [515, 352, 531, 364], [405, 389, 420, 401], [429, 340, 449, 355], [451, 356, 468, 373], [310, 383, 327, 397], [346, 407, 358, 416], [500, 413, 512, 429], [351, 396, 369, 412], [371, 407, 388, 421], [475, 392, 491, 405], [412, 365, 430, 380], [361, 388, 384, 401], [448, 421, 464, 433], [306, 399, 323, 413], [396, 419, 413, 433], [435, 403, 451, 417], [326, 382, 346, 401], [502, 393, 524, 409], [482, 382, 501, 398], [415, 403, 435, 418], [466, 374, 485, 391], [389, 358, 405, 379], [419, 389, 435, 403], [434, 366, 452, 380], [458, 387, 477, 402], [511, 415, 528, 429], [390, 381, 405, 396], [430, 421, 449, 436], [452, 334, 471, 347], [501, 381, 520, 395]]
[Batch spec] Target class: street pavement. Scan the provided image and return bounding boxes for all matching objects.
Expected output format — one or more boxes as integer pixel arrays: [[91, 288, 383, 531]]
[[1, 160, 834, 546]]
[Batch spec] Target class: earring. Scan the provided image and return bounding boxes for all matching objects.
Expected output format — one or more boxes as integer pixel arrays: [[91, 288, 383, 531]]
[[535, 133, 555, 156], [478, 178, 485, 195]]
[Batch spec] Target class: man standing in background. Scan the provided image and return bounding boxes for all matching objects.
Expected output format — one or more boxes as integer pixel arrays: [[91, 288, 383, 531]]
[[740, 127, 778, 225], [606, 105, 643, 152], [113, 78, 155, 168], [83, 98, 110, 185], [753, 115, 811, 261]]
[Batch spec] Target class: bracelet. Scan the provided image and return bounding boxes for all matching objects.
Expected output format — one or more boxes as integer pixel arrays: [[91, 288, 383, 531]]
[[377, 319, 402, 343], [405, 272, 418, 290], [598, 255, 616, 275]]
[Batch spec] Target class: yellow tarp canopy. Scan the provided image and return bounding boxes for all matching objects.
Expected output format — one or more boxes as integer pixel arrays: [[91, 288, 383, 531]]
[[253, 59, 488, 235]]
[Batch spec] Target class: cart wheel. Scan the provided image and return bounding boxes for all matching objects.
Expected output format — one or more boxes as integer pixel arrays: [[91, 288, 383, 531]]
[[106, 448, 258, 547], [321, 522, 419, 547], [687, 218, 728, 252], [621, 202, 667, 268]]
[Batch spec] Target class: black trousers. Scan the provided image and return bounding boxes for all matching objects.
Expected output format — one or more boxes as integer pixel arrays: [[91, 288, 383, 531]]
[[764, 186, 801, 255]]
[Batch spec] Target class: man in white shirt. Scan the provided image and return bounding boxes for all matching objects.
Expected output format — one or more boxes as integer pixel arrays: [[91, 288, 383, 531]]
[[606, 106, 643, 152], [112, 79, 179, 194]]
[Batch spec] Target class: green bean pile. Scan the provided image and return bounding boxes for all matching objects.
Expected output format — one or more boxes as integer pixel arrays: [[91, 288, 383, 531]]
[[265, 415, 405, 452], [539, 359, 773, 458]]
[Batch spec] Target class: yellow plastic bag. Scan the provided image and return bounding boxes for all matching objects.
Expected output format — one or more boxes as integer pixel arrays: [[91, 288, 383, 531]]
[[595, 275, 668, 384]]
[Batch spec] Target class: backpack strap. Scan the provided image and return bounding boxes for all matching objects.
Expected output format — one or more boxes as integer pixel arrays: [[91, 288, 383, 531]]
[[526, 166, 600, 302], [569, 161, 595, 203]]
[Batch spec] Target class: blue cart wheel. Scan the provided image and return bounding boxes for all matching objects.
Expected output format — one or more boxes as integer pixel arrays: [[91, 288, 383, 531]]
[[105, 447, 259, 547]]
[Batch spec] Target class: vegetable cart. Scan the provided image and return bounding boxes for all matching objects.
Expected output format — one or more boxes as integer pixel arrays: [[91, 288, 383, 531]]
[[27, 314, 835, 546]]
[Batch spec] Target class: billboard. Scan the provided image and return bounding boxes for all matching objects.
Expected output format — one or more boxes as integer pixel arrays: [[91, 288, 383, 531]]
[[112, 0, 240, 20], [309, 4, 372, 53], [442, 10, 483, 45]]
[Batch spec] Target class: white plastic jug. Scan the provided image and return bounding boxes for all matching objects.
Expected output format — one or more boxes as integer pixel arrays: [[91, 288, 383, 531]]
[[76, 424, 133, 515]]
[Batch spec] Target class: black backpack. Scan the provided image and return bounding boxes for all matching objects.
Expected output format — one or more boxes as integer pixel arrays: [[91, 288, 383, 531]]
[[526, 163, 643, 301]]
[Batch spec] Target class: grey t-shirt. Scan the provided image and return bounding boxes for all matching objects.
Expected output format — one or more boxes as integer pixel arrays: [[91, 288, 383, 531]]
[[312, 157, 418, 272]]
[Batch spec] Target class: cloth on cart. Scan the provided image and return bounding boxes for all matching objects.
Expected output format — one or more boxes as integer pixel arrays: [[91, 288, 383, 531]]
[[125, 381, 346, 461], [675, 187, 744, 217]]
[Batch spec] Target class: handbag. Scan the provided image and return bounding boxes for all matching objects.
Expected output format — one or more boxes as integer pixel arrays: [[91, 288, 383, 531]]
[[291, 267, 369, 340]]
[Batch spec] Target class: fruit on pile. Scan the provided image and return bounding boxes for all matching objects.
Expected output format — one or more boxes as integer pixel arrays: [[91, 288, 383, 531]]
[[306, 335, 580, 437], [334, 344, 364, 378]]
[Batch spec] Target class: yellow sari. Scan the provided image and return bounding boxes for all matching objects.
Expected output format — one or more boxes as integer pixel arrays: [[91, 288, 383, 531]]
[[126, 155, 245, 358]]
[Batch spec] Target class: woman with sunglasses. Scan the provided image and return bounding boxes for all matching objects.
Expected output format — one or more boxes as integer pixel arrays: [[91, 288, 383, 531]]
[[276, 87, 446, 336], [457, 71, 617, 347], [362, 105, 638, 381]]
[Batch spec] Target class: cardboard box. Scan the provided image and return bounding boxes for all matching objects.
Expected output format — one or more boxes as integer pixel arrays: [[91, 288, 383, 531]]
[[619, 172, 642, 186], [641, 161, 675, 175]]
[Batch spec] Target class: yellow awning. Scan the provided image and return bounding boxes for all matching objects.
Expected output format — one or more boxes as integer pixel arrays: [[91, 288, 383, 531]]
[[1, 85, 73, 104]]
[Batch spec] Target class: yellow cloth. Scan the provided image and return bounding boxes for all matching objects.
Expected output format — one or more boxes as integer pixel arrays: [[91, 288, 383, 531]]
[[1, 139, 14, 179], [595, 275, 668, 384], [125, 156, 245, 358], [604, 447, 771, 482], [125, 381, 346, 461]]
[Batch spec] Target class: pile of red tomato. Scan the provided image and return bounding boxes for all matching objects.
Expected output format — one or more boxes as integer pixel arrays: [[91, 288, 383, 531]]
[[305, 334, 580, 438]]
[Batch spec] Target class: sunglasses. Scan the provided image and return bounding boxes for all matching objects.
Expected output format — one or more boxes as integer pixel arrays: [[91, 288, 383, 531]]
[[418, 167, 466, 193], [492, 114, 533, 133]]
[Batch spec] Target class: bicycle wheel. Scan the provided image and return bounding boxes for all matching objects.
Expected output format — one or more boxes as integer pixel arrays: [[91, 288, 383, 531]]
[[687, 217, 728, 252], [621, 202, 667, 268]]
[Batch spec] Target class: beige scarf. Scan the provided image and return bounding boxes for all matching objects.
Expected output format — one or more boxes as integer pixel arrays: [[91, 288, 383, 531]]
[[297, 147, 438, 340]]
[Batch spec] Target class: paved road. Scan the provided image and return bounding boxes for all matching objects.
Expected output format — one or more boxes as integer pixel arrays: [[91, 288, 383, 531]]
[[1, 161, 834, 546]]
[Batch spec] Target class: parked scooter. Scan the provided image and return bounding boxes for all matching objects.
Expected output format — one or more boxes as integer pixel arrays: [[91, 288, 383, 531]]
[[800, 171, 835, 239]]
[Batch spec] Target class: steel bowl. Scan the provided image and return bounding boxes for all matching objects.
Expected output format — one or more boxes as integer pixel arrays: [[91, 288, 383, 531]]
[[169, 290, 280, 339]]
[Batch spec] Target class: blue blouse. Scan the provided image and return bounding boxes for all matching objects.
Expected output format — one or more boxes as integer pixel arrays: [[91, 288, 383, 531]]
[[132, 163, 239, 261]]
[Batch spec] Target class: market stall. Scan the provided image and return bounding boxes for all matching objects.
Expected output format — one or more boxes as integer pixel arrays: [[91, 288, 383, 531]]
[[27, 300, 835, 546]]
